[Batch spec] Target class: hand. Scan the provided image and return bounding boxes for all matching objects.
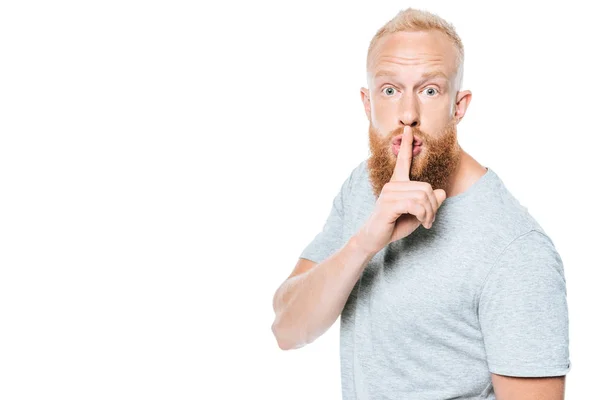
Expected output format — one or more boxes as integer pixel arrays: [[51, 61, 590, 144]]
[[356, 126, 447, 255]]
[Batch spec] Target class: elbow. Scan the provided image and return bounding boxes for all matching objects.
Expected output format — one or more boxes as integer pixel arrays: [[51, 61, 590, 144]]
[[271, 318, 306, 351], [272, 321, 293, 350]]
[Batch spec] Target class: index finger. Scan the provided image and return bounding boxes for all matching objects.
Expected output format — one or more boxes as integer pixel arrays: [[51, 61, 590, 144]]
[[390, 126, 413, 182]]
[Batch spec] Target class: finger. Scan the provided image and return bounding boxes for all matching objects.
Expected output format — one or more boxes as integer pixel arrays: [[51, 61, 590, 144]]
[[431, 189, 447, 225], [386, 181, 437, 225], [424, 185, 438, 225], [414, 183, 437, 224], [418, 191, 434, 228], [433, 189, 447, 210], [387, 190, 433, 228], [390, 126, 414, 182], [397, 199, 427, 225]]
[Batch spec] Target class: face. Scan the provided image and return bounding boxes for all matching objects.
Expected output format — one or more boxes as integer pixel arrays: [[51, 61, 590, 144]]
[[361, 30, 471, 197]]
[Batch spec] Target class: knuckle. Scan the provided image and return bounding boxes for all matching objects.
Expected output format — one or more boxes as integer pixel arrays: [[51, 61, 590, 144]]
[[408, 199, 417, 209], [421, 182, 433, 194]]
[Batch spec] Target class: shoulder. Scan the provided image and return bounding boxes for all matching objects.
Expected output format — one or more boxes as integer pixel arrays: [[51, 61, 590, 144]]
[[353, 158, 369, 181], [480, 168, 547, 238], [479, 228, 566, 301], [342, 158, 369, 193]]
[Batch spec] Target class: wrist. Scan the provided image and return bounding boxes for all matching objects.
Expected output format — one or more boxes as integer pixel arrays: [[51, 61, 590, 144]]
[[350, 230, 379, 259]]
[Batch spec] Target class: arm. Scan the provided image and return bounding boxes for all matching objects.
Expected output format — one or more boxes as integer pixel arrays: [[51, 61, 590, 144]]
[[491, 373, 565, 400], [271, 234, 376, 350], [479, 230, 571, 396]]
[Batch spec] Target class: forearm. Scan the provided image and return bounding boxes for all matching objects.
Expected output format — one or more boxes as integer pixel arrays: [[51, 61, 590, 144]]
[[272, 235, 375, 349]]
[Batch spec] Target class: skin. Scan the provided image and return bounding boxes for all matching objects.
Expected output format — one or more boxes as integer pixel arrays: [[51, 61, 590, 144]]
[[361, 29, 486, 199], [360, 29, 566, 398]]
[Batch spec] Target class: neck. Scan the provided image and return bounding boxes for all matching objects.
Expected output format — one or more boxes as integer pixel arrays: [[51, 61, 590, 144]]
[[443, 147, 487, 198]]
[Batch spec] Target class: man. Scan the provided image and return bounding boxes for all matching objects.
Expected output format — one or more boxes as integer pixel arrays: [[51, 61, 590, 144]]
[[271, 8, 570, 400]]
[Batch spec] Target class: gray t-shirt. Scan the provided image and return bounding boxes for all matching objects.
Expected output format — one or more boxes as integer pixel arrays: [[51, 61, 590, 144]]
[[299, 159, 570, 400]]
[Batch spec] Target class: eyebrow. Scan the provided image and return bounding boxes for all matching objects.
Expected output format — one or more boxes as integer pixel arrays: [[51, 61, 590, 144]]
[[373, 69, 449, 87]]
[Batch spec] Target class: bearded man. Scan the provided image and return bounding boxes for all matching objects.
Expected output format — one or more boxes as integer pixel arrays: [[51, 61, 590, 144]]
[[272, 8, 570, 400]]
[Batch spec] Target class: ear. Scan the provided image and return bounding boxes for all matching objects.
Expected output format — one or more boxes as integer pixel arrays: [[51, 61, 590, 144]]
[[360, 87, 371, 121], [454, 89, 472, 123]]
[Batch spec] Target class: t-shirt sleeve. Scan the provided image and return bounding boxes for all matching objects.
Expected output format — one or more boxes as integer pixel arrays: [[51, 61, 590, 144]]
[[478, 229, 571, 377], [298, 168, 354, 265]]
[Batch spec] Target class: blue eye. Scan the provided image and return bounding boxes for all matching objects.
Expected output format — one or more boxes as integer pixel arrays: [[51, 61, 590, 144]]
[[383, 87, 396, 96], [383, 87, 438, 96]]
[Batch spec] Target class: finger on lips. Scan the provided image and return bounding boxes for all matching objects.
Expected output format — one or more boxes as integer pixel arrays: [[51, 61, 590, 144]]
[[391, 126, 413, 182], [388, 127, 439, 229]]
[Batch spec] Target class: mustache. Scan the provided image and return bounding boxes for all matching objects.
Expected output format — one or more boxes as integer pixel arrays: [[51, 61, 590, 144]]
[[385, 118, 458, 144], [387, 126, 428, 144]]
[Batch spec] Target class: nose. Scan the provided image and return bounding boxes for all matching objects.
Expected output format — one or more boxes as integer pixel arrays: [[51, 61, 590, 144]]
[[398, 94, 419, 129]]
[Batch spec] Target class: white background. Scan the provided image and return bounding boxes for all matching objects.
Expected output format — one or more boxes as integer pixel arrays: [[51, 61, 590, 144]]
[[0, 1, 597, 398]]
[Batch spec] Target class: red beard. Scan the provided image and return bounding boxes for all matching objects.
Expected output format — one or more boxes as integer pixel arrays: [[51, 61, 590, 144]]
[[367, 118, 461, 198]]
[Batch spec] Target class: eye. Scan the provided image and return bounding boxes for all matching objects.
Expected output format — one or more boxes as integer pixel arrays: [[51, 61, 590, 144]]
[[383, 87, 396, 96], [423, 87, 439, 96]]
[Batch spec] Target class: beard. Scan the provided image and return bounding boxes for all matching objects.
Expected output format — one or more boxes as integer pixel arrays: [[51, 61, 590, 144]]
[[367, 118, 461, 198]]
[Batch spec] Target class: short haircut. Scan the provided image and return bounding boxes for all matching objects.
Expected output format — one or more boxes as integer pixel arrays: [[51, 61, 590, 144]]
[[366, 8, 464, 91]]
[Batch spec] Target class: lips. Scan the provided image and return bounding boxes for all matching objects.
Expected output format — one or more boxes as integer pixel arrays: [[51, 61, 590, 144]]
[[392, 143, 422, 157], [391, 134, 423, 147], [390, 133, 424, 157]]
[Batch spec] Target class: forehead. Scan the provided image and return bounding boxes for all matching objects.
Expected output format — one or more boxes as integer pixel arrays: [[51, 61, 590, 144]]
[[369, 30, 457, 78]]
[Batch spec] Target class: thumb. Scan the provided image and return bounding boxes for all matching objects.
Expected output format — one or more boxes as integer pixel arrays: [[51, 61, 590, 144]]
[[433, 189, 447, 205]]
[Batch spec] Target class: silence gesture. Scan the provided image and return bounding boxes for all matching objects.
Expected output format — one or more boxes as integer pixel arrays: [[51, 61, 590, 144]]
[[356, 127, 447, 255]]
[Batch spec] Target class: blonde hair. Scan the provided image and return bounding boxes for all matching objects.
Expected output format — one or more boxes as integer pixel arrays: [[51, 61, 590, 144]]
[[366, 8, 464, 91]]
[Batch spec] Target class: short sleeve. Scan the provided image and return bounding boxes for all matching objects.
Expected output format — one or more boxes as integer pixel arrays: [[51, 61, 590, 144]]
[[478, 229, 571, 377], [298, 168, 354, 265]]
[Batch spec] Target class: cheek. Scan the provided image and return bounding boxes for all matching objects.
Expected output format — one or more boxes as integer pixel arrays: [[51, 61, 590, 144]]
[[370, 101, 395, 124], [371, 110, 398, 137], [429, 101, 454, 121], [421, 115, 448, 135]]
